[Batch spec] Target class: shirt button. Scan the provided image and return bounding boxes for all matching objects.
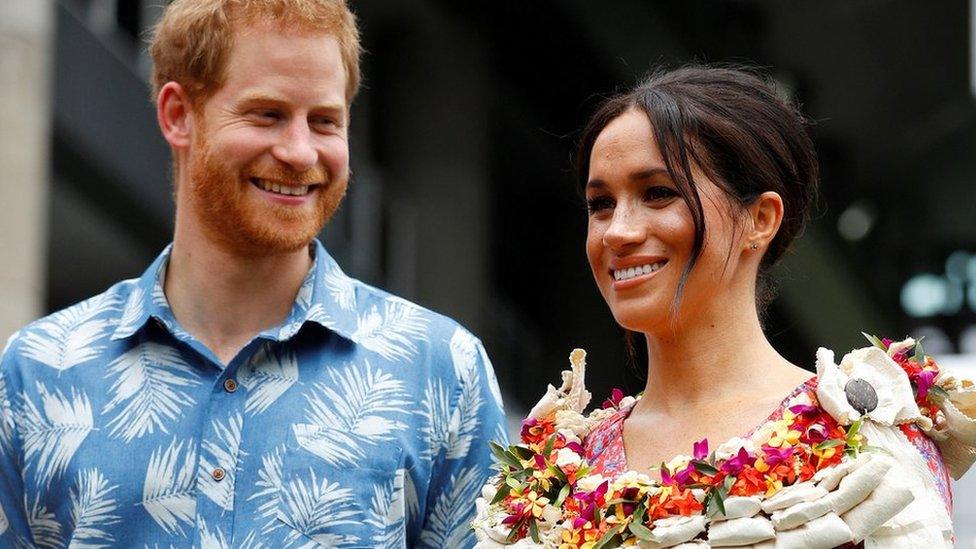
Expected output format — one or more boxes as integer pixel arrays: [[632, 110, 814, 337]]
[[223, 379, 238, 393], [211, 468, 226, 481]]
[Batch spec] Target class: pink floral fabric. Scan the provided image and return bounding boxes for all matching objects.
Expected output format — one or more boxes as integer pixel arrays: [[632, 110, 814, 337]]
[[582, 376, 952, 517]]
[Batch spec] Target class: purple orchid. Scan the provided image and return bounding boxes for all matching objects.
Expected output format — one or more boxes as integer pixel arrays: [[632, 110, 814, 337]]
[[916, 369, 938, 400], [693, 438, 709, 460], [602, 388, 625, 409], [720, 447, 754, 475], [763, 445, 795, 466]]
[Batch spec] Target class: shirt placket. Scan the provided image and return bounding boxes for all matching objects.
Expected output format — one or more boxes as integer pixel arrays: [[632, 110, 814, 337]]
[[190, 345, 255, 545]]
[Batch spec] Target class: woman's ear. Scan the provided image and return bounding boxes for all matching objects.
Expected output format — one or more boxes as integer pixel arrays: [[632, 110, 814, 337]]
[[746, 191, 784, 251], [156, 82, 195, 149]]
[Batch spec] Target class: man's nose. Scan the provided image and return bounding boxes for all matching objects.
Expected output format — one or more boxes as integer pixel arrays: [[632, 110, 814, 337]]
[[271, 121, 318, 171]]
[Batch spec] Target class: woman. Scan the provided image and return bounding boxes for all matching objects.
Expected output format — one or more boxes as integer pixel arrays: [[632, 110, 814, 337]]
[[474, 66, 975, 548]]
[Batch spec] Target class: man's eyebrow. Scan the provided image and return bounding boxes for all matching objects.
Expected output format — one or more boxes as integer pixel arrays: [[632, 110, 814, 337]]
[[236, 93, 345, 112], [585, 168, 669, 190]]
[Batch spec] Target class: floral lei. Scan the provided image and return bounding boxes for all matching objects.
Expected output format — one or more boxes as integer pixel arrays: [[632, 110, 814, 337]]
[[472, 335, 946, 548]]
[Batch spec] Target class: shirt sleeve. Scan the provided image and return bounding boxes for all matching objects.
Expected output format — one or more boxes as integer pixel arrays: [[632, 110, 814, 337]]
[[416, 330, 507, 548], [1, 341, 32, 547]]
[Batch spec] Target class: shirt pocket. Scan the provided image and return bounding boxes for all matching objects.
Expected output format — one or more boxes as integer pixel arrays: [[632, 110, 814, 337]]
[[274, 437, 406, 548]]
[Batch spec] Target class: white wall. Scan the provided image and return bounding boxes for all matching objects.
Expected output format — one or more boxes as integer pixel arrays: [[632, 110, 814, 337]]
[[0, 0, 53, 342]]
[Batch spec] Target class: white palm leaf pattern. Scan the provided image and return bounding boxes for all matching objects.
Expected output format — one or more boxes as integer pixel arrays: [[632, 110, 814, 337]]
[[141, 438, 197, 536], [197, 517, 229, 549], [27, 495, 64, 549], [239, 345, 298, 416], [19, 382, 94, 489], [249, 445, 285, 536], [102, 342, 201, 442], [296, 272, 315, 310], [277, 469, 360, 547], [351, 301, 429, 361], [0, 373, 13, 457], [447, 329, 484, 460], [404, 468, 420, 528], [199, 413, 243, 510], [365, 469, 406, 547], [68, 468, 120, 548], [418, 379, 451, 460], [19, 294, 118, 372], [0, 503, 8, 535], [236, 531, 268, 549], [324, 266, 356, 311], [293, 362, 410, 466], [418, 466, 483, 548], [115, 285, 146, 336]]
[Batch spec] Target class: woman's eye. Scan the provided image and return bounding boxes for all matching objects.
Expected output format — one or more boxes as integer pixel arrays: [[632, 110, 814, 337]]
[[644, 186, 678, 202], [586, 196, 614, 214]]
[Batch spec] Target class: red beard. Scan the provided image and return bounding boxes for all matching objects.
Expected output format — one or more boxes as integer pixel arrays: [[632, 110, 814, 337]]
[[186, 132, 347, 257]]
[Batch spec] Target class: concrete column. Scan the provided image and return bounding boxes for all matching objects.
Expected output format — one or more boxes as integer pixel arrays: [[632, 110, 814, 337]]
[[0, 0, 54, 340]]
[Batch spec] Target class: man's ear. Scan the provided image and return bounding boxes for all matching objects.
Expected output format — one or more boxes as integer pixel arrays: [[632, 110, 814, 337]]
[[157, 82, 195, 149], [746, 191, 784, 251]]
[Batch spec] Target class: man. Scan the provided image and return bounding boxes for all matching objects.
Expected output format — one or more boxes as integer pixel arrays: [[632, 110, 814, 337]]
[[0, 1, 506, 546]]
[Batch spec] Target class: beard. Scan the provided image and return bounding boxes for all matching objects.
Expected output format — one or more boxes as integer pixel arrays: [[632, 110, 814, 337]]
[[186, 132, 347, 257]]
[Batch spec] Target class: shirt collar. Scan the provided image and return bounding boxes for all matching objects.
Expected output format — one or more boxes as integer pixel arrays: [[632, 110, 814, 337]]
[[111, 239, 358, 342]]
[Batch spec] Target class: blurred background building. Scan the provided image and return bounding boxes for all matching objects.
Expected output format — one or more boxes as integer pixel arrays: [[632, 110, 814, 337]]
[[2, 0, 975, 542]]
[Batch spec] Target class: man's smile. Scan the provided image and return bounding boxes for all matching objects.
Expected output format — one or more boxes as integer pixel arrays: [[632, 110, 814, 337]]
[[248, 176, 321, 197]]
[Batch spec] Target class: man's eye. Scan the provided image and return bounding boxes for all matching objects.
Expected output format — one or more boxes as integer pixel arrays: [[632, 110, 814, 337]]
[[250, 110, 280, 121], [586, 197, 614, 214]]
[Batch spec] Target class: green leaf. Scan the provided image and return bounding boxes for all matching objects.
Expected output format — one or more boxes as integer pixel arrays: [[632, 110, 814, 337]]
[[628, 522, 655, 541], [847, 418, 863, 440], [505, 519, 522, 543], [529, 518, 540, 543], [543, 434, 557, 457], [929, 385, 951, 402], [708, 486, 727, 517], [814, 438, 846, 451], [861, 444, 894, 457], [591, 524, 625, 549], [913, 339, 927, 365], [723, 475, 736, 491], [506, 476, 522, 490], [862, 332, 887, 350], [554, 483, 571, 507], [512, 445, 536, 460], [692, 460, 719, 476], [490, 482, 512, 504], [490, 442, 524, 470]]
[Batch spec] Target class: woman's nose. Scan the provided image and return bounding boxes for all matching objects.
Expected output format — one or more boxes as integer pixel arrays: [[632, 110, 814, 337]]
[[602, 206, 647, 251]]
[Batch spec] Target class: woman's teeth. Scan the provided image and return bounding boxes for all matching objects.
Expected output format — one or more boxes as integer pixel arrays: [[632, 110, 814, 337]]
[[252, 178, 310, 196], [613, 261, 666, 281]]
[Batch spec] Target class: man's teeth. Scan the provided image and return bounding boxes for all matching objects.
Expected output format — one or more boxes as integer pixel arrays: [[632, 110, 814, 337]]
[[255, 178, 310, 196], [613, 261, 666, 281]]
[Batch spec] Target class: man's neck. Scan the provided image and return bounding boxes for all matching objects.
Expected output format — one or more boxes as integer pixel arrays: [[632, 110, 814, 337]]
[[163, 231, 313, 365]]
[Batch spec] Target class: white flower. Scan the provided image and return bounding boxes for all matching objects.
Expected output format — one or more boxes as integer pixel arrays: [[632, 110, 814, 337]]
[[666, 454, 693, 473], [576, 473, 607, 493], [619, 396, 638, 409], [885, 337, 915, 359], [554, 447, 582, 469], [555, 428, 581, 446], [527, 350, 591, 419], [815, 346, 921, 426], [715, 437, 755, 461]]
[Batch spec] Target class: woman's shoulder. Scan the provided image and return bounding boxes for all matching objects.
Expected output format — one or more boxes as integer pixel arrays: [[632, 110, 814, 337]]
[[812, 335, 976, 480]]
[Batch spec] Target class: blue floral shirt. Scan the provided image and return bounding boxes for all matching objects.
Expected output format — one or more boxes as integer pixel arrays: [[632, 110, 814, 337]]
[[0, 240, 507, 548]]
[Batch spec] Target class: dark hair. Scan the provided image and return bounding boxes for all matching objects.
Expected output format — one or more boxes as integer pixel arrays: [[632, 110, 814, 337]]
[[577, 64, 819, 313]]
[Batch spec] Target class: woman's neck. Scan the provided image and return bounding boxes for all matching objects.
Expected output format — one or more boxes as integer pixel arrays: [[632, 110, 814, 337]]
[[637, 296, 803, 417]]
